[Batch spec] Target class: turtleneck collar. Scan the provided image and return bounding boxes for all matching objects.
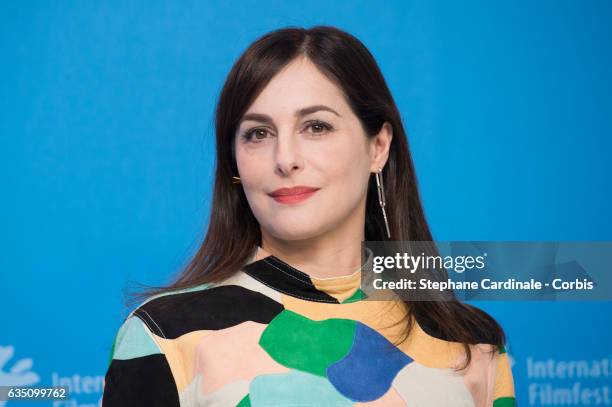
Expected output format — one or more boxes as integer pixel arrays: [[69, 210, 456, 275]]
[[242, 245, 374, 304]]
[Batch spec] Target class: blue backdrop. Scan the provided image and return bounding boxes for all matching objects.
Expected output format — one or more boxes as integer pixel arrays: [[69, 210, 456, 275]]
[[2, 1, 611, 406]]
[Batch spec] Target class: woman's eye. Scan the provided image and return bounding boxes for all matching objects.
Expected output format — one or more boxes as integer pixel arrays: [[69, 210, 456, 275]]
[[305, 120, 333, 135], [242, 128, 270, 143]]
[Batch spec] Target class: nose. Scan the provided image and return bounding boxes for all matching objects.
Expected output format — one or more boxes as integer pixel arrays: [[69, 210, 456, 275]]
[[274, 133, 303, 177]]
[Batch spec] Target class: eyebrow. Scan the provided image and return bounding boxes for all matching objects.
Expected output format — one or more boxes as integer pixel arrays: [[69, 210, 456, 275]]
[[238, 104, 341, 126]]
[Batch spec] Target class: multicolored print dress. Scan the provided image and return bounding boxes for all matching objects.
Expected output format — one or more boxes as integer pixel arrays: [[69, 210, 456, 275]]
[[102, 246, 516, 406]]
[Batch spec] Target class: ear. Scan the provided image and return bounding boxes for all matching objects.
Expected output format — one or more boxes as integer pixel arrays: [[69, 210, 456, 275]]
[[369, 121, 393, 172]]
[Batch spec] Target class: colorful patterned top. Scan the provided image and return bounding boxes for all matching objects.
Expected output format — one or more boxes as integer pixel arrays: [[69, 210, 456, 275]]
[[102, 245, 516, 406]]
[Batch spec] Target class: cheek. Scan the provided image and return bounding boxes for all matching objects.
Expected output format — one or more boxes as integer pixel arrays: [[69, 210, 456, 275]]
[[309, 136, 370, 187], [306, 145, 371, 217], [236, 143, 267, 182], [235, 148, 269, 206]]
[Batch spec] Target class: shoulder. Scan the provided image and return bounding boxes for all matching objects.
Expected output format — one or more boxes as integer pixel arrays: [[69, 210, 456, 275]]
[[105, 314, 181, 405], [109, 284, 207, 361], [413, 301, 507, 347], [129, 276, 284, 340], [492, 344, 516, 405], [129, 282, 214, 339], [109, 315, 163, 363]]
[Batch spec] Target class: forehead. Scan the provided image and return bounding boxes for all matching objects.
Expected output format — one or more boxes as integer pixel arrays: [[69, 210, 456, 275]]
[[244, 56, 349, 116]]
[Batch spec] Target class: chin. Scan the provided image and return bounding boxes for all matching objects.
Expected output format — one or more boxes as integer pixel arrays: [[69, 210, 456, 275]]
[[265, 221, 327, 242]]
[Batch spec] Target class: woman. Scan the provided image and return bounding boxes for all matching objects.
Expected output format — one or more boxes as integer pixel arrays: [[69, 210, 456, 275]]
[[102, 25, 516, 406]]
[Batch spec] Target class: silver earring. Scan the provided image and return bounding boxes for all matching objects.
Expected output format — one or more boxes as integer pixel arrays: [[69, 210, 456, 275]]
[[375, 167, 391, 239]]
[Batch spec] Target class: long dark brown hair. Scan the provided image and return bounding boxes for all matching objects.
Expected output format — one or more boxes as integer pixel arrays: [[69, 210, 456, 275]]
[[128, 25, 506, 370]]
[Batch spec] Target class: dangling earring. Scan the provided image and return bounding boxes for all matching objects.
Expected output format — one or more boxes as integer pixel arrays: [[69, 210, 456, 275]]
[[375, 167, 391, 239], [232, 176, 241, 184]]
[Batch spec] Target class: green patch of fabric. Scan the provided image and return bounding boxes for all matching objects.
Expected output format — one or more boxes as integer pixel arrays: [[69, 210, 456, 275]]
[[493, 396, 516, 407], [259, 310, 355, 377]]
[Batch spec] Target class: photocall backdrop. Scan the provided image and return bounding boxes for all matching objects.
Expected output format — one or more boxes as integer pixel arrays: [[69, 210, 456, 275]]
[[2, 1, 610, 406]]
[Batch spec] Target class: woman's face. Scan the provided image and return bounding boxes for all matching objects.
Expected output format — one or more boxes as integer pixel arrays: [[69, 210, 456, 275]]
[[234, 56, 391, 242]]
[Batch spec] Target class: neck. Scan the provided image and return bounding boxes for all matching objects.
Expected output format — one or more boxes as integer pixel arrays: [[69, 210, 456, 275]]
[[259, 212, 366, 280]]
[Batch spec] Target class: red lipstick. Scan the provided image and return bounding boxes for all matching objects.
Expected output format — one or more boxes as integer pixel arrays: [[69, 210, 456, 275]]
[[268, 186, 320, 204]]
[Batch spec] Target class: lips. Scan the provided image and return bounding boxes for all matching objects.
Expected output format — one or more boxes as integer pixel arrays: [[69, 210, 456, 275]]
[[268, 186, 320, 204], [269, 186, 319, 196]]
